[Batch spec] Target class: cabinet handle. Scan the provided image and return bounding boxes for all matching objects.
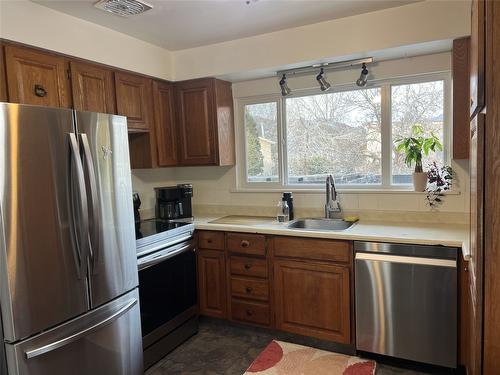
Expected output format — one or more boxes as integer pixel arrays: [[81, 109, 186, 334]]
[[244, 263, 252, 270], [246, 309, 253, 316], [241, 240, 250, 248], [207, 239, 212, 244], [34, 84, 47, 98], [245, 287, 253, 294]]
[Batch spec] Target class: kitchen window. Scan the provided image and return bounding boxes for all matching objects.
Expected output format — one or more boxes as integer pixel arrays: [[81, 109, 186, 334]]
[[238, 73, 451, 191]]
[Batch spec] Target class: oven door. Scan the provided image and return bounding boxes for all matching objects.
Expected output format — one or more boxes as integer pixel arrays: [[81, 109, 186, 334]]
[[138, 239, 197, 348]]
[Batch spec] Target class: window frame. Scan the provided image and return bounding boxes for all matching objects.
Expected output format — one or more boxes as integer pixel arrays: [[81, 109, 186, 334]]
[[235, 72, 452, 192]]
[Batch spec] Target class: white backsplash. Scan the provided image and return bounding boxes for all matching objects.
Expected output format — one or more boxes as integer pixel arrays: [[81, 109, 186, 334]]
[[131, 159, 469, 225]]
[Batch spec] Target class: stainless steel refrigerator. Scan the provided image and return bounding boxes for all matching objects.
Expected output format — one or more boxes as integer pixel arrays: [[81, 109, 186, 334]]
[[0, 103, 143, 375]]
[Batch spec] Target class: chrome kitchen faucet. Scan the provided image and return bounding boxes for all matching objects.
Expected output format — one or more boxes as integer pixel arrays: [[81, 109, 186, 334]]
[[325, 175, 342, 219]]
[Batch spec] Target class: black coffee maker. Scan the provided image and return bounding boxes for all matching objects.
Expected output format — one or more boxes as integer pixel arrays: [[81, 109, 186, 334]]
[[155, 184, 193, 221]]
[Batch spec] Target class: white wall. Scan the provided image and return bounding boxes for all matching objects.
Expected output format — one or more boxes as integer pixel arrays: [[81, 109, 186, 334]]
[[173, 0, 471, 80], [0, 0, 174, 80], [132, 52, 470, 223]]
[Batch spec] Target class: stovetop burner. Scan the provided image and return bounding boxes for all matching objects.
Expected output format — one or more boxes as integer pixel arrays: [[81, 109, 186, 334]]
[[135, 219, 192, 240]]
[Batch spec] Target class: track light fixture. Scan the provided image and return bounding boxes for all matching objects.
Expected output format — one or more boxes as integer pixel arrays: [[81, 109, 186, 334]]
[[276, 57, 373, 94], [279, 73, 292, 96], [316, 68, 331, 92], [356, 63, 369, 87]]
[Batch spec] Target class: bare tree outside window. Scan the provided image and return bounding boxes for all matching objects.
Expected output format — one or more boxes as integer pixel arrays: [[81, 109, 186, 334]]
[[286, 88, 382, 185], [244, 102, 279, 182]]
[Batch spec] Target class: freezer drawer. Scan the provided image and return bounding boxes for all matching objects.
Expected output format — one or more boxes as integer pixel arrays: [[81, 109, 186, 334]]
[[355, 242, 457, 368], [5, 289, 143, 375]]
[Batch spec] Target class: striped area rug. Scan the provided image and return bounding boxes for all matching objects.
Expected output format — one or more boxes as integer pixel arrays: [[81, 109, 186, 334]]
[[244, 340, 376, 375]]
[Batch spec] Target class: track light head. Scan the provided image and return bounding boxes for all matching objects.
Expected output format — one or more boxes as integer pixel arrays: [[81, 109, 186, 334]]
[[279, 74, 292, 96], [316, 68, 331, 92], [356, 63, 369, 87]]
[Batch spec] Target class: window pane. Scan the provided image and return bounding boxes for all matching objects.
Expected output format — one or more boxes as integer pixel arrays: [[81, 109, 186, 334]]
[[286, 88, 382, 185], [244, 102, 279, 182], [391, 81, 445, 184]]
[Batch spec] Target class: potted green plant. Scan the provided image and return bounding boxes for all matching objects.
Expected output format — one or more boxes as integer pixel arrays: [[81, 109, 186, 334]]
[[394, 124, 443, 191]]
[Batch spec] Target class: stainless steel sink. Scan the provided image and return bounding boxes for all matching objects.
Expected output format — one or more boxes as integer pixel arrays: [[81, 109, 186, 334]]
[[287, 218, 355, 231]]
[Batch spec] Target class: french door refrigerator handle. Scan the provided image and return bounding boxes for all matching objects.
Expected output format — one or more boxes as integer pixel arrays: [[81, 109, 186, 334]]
[[24, 298, 138, 360], [79, 133, 101, 274], [69, 133, 90, 279]]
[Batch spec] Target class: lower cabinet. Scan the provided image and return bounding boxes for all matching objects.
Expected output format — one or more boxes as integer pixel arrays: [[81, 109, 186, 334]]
[[197, 249, 227, 318], [273, 259, 351, 344], [196, 230, 353, 346]]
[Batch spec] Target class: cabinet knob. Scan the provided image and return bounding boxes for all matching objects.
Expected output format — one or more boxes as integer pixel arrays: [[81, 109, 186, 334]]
[[34, 84, 47, 98], [241, 240, 250, 248], [246, 309, 253, 316], [207, 239, 212, 243], [245, 287, 253, 293], [244, 263, 252, 270]]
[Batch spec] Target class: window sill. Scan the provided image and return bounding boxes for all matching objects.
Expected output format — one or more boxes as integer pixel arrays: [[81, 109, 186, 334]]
[[231, 187, 461, 195]]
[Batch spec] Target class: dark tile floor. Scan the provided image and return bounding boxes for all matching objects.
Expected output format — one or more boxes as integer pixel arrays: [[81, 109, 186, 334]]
[[145, 318, 447, 375]]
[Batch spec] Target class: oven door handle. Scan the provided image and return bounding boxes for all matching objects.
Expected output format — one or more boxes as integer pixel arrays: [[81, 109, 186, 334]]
[[138, 243, 195, 271], [136, 233, 194, 257]]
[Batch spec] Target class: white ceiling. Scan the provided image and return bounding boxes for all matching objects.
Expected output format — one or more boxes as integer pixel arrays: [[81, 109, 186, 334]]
[[33, 0, 421, 51]]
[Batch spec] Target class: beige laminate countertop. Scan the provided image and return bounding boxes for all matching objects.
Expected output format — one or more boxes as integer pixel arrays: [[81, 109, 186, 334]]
[[193, 215, 470, 261]]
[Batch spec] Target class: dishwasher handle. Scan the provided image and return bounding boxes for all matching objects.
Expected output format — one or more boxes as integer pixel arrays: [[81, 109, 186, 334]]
[[355, 252, 456, 268]]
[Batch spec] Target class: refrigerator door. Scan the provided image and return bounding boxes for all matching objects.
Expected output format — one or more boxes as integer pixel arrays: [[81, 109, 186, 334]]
[[74, 111, 138, 308], [5, 288, 143, 375], [0, 103, 89, 343]]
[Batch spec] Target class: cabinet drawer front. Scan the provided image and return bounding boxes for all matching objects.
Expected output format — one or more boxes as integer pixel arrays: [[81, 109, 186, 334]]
[[231, 299, 269, 325], [274, 237, 351, 263], [227, 233, 266, 256], [198, 231, 224, 250], [231, 277, 269, 301], [230, 256, 268, 278]]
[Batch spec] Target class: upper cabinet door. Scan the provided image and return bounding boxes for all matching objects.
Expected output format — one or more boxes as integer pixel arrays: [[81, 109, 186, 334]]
[[5, 45, 71, 108], [153, 80, 178, 167], [176, 79, 217, 166], [452, 37, 470, 160], [470, 0, 485, 118], [0, 43, 8, 102], [70, 61, 116, 114], [114, 71, 153, 131]]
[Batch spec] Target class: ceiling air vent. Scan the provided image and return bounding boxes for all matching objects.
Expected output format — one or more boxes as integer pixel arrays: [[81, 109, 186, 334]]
[[94, 0, 153, 17]]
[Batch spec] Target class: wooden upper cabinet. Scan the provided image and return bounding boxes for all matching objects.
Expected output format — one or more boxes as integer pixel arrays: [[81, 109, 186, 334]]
[[273, 259, 351, 344], [153, 80, 177, 167], [0, 43, 8, 102], [175, 78, 235, 166], [115, 71, 153, 131], [4, 45, 71, 108], [470, 0, 485, 118], [453, 37, 471, 160], [70, 61, 115, 114]]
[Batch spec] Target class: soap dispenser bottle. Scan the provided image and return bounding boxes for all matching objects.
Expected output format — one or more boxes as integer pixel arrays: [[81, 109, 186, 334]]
[[277, 198, 290, 223]]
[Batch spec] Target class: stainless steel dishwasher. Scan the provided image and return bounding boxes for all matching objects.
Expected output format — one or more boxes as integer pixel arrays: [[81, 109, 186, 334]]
[[354, 241, 457, 368]]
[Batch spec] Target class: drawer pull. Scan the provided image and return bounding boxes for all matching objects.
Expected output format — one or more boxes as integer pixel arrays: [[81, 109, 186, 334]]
[[245, 287, 253, 294], [246, 309, 253, 316], [241, 240, 250, 248], [244, 263, 252, 270], [207, 239, 212, 243]]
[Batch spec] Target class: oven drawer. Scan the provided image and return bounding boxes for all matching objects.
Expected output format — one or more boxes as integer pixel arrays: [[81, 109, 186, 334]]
[[227, 233, 266, 256], [198, 231, 224, 250], [231, 299, 269, 326], [230, 276, 269, 301], [230, 256, 268, 278]]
